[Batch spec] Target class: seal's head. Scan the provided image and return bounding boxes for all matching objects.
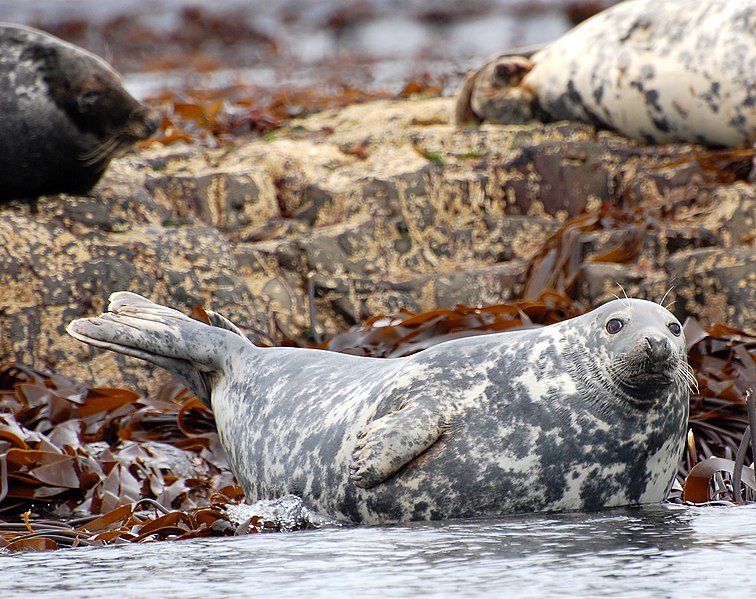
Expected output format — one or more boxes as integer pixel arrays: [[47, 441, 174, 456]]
[[455, 55, 538, 125], [26, 39, 160, 173], [0, 24, 160, 201], [586, 299, 695, 402]]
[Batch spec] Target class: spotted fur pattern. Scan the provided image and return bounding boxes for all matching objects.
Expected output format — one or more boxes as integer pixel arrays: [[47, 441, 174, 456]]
[[460, 0, 756, 147], [68, 294, 691, 524]]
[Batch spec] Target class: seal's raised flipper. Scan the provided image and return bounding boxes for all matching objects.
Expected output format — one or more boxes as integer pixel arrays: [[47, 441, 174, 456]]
[[349, 399, 450, 488], [67, 292, 249, 407], [204, 310, 248, 339]]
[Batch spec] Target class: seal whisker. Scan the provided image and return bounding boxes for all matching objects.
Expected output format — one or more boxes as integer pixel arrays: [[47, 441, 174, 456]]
[[659, 286, 675, 309], [614, 283, 631, 308], [677, 359, 699, 394], [78, 137, 122, 167]]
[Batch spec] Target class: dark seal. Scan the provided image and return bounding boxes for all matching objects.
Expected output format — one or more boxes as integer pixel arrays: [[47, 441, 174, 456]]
[[68, 293, 694, 524], [0, 24, 159, 202]]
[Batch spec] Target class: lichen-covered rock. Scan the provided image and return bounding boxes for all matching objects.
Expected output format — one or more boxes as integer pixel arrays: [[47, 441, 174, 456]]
[[145, 172, 270, 231], [0, 207, 271, 392], [665, 247, 755, 331], [1, 96, 753, 392]]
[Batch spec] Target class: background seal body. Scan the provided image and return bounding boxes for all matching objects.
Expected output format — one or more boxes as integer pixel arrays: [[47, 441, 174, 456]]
[[457, 0, 756, 147], [68, 294, 692, 524], [0, 24, 158, 202]]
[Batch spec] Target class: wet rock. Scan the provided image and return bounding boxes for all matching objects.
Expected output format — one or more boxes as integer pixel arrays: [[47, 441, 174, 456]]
[[432, 262, 525, 307], [234, 217, 311, 243], [498, 140, 619, 217], [294, 183, 337, 226], [454, 124, 595, 214], [361, 164, 434, 223], [698, 184, 756, 248], [225, 494, 338, 532], [574, 263, 667, 307], [259, 277, 308, 339], [272, 176, 340, 225], [301, 236, 351, 276], [578, 225, 722, 267], [481, 215, 559, 262], [0, 212, 270, 392], [308, 260, 527, 331]]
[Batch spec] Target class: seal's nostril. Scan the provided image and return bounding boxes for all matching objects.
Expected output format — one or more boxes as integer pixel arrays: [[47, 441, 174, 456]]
[[645, 336, 670, 362]]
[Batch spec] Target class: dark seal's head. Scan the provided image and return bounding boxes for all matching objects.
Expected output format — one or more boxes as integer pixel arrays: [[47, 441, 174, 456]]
[[455, 55, 540, 125], [581, 298, 696, 403], [0, 24, 159, 202]]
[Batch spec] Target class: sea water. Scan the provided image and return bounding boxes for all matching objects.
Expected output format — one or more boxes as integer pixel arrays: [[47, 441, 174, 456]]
[[3, 504, 756, 599]]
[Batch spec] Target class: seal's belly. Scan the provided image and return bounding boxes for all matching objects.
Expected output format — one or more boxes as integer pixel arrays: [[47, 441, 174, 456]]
[[219, 383, 683, 524]]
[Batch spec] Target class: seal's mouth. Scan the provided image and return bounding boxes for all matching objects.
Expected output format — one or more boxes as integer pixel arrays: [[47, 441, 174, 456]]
[[608, 349, 698, 401], [624, 368, 676, 388], [78, 108, 160, 168], [642, 358, 678, 379], [608, 354, 682, 399], [126, 108, 161, 141]]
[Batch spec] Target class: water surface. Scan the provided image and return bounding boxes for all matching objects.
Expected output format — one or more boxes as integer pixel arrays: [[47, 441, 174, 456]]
[[4, 504, 755, 598]]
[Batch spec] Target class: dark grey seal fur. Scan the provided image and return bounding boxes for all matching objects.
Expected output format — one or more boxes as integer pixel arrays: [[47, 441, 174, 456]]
[[457, 0, 756, 147], [0, 24, 159, 202], [67, 293, 694, 524]]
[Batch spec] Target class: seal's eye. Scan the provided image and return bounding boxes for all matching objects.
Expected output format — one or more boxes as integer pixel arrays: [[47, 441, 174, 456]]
[[606, 318, 624, 334], [79, 89, 102, 112], [668, 322, 681, 336]]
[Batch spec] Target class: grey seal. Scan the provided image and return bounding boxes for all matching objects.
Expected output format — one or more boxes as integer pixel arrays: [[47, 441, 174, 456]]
[[0, 24, 159, 202], [456, 0, 756, 147], [67, 293, 694, 524]]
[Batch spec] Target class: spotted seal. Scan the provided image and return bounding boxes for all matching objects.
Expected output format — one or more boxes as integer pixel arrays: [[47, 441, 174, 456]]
[[67, 293, 694, 524], [0, 24, 159, 202], [456, 0, 756, 147]]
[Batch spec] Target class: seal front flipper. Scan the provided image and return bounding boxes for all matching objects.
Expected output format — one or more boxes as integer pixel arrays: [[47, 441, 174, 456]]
[[349, 398, 450, 489]]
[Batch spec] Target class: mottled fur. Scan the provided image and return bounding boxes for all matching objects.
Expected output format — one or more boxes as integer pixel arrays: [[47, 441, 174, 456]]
[[457, 0, 756, 147], [68, 293, 691, 524]]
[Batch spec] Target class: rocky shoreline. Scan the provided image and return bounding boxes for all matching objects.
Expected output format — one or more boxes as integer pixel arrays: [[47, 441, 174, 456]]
[[1, 95, 754, 393]]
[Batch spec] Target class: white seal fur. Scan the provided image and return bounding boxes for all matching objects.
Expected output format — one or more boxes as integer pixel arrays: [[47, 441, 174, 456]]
[[456, 0, 756, 147]]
